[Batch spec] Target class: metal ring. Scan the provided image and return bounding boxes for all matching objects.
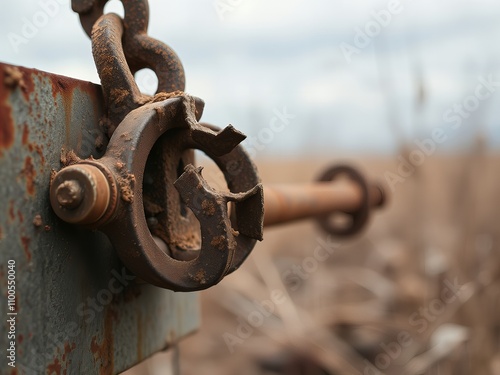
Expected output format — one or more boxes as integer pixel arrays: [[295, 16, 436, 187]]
[[96, 98, 232, 291], [77, 0, 185, 95], [144, 122, 264, 277], [120, 0, 185, 94], [80, 0, 185, 132], [72, 0, 108, 37], [91, 96, 262, 291], [197, 123, 264, 275], [91, 13, 147, 132], [315, 165, 370, 237]]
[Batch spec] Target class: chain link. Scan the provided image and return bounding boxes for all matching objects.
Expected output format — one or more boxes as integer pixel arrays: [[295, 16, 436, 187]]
[[72, 0, 185, 135]]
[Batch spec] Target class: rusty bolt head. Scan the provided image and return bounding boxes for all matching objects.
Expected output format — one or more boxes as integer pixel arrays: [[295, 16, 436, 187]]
[[55, 180, 84, 209], [50, 164, 111, 225]]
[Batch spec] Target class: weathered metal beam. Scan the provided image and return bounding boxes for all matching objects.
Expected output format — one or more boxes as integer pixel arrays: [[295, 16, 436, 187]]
[[0, 63, 198, 374]]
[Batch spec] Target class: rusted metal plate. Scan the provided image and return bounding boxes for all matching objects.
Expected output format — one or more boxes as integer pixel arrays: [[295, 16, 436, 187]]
[[0, 62, 199, 374]]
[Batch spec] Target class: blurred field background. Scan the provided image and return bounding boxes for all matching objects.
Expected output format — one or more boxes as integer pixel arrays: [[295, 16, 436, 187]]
[[125, 151, 500, 375], [118, 1, 500, 373]]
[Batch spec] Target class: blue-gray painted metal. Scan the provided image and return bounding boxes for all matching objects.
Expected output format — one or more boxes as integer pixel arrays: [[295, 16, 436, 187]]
[[0, 63, 199, 375]]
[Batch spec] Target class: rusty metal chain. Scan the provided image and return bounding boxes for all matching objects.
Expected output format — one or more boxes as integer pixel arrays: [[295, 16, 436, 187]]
[[72, 0, 185, 135]]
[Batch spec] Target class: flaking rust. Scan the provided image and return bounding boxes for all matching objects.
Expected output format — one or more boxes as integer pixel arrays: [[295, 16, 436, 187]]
[[119, 172, 135, 203], [33, 214, 43, 227], [3, 66, 24, 89], [60, 148, 82, 167], [90, 307, 117, 375]]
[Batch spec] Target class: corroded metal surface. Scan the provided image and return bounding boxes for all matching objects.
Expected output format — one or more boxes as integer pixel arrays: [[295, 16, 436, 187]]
[[49, 96, 265, 292], [0, 63, 198, 374]]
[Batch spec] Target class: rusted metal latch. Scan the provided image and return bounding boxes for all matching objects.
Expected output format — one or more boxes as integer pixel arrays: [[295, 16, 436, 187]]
[[49, 0, 387, 292]]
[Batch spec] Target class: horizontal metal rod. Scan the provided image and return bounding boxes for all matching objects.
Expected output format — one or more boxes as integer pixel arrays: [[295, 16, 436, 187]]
[[263, 180, 384, 227]]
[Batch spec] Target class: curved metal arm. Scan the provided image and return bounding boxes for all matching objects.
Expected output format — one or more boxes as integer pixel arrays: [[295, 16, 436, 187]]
[[50, 96, 264, 291]]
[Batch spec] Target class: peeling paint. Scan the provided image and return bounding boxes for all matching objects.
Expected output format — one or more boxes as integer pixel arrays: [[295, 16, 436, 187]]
[[0, 68, 14, 155], [18, 67, 35, 102], [21, 235, 31, 262], [21, 156, 36, 195], [22, 123, 29, 145], [46, 358, 62, 375], [91, 308, 117, 375], [62, 342, 76, 362], [8, 200, 15, 221]]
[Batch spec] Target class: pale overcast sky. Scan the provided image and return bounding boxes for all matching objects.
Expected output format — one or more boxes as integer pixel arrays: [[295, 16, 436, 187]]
[[2, 0, 500, 156]]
